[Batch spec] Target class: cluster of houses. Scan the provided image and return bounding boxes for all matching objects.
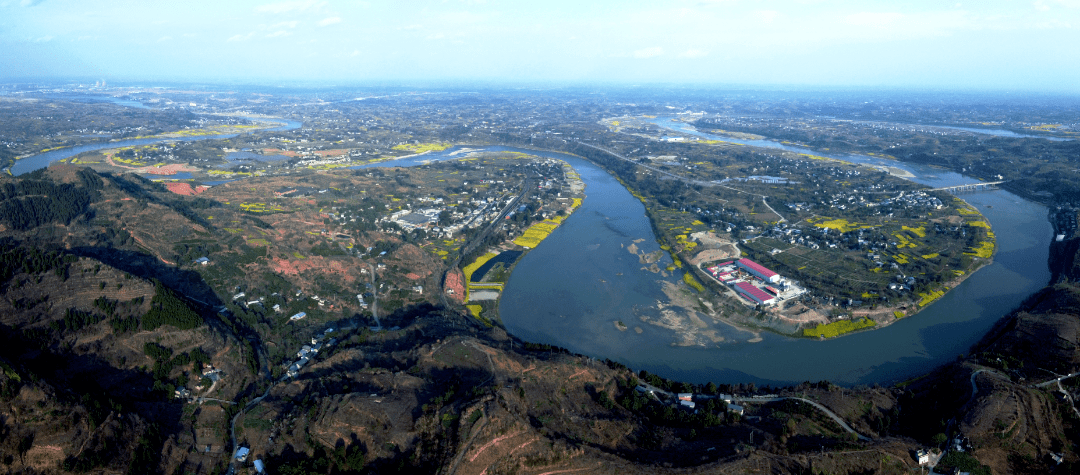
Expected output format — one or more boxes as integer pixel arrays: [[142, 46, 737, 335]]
[[232, 291, 294, 311], [636, 385, 745, 416], [173, 365, 223, 400], [757, 217, 944, 262], [877, 190, 944, 211], [286, 327, 336, 379], [380, 195, 510, 238], [229, 288, 336, 317], [233, 446, 266, 474], [787, 186, 945, 214]]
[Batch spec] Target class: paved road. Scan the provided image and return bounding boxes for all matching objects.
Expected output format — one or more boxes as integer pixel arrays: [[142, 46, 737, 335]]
[[1033, 371, 1080, 389], [1031, 369, 1080, 419], [226, 384, 274, 475], [729, 396, 871, 441], [194, 397, 235, 405], [970, 368, 1010, 397], [438, 177, 531, 309], [573, 141, 786, 222], [634, 381, 869, 441], [368, 262, 380, 330]]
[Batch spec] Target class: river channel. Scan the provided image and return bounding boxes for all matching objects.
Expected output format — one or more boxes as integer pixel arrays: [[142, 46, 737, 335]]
[[358, 140, 1049, 386], [10, 108, 1051, 387], [494, 122, 1050, 387], [10, 119, 302, 176]]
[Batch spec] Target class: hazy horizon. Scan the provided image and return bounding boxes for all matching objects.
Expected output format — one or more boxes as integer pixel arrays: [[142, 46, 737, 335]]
[[3, 0, 1080, 94]]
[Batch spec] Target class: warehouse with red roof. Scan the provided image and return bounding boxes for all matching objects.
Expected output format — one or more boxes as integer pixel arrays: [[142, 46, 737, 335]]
[[736, 258, 780, 283], [734, 281, 777, 305]]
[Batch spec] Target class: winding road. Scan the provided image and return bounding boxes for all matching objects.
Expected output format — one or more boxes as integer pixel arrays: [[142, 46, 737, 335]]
[[634, 381, 869, 441], [574, 141, 786, 223]]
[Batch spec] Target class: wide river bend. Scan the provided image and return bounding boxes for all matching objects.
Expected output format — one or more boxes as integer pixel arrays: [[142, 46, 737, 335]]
[[13, 114, 1051, 387]]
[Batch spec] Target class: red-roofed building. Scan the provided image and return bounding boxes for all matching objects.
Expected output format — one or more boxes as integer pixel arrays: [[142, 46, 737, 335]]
[[737, 258, 780, 283], [734, 281, 777, 306]]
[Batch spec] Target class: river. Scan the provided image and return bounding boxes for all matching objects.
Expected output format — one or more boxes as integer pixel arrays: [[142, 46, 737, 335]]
[[9, 119, 302, 176], [344, 140, 1049, 386], [491, 123, 1051, 387], [8, 105, 1052, 387]]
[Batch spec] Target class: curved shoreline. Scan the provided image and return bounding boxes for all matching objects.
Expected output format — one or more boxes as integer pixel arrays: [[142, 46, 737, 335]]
[[6, 117, 301, 176], [639, 118, 1004, 340], [457, 155, 586, 323]]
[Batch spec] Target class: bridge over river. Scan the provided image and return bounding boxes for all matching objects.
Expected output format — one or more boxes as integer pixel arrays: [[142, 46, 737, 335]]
[[930, 180, 1006, 193]]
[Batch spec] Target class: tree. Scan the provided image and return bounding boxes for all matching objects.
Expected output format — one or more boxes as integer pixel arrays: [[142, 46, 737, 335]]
[[932, 432, 948, 446]]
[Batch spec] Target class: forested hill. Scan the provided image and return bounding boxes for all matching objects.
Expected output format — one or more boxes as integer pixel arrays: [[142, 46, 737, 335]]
[[0, 168, 101, 230]]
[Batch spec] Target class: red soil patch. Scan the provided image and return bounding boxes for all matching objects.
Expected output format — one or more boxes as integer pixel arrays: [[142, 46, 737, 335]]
[[145, 163, 196, 175], [165, 182, 209, 196], [263, 148, 301, 158], [444, 269, 465, 303], [271, 257, 357, 284], [314, 149, 349, 157], [406, 273, 422, 280]]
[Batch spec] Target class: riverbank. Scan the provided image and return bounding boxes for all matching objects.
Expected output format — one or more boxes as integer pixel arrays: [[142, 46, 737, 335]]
[[457, 157, 586, 324], [623, 117, 1004, 341], [630, 201, 1000, 342]]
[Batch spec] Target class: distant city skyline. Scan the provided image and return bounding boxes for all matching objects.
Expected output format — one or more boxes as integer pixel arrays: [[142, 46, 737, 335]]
[[2, 0, 1079, 93]]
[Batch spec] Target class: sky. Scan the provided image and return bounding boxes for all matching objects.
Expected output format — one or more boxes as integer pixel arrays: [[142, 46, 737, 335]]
[[2, 0, 1080, 92]]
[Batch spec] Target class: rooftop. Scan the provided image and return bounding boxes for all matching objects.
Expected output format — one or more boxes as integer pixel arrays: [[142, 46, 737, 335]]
[[737, 258, 778, 278]]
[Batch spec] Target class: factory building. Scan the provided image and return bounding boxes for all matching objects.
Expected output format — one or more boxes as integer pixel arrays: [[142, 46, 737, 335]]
[[736, 258, 780, 283], [734, 281, 777, 306]]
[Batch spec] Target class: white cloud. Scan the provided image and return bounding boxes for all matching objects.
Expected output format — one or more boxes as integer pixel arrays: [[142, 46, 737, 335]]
[[351, 50, 360, 56], [1035, 19, 1072, 28], [32, 35, 52, 42], [272, 21, 299, 28], [266, 30, 291, 38], [678, 49, 709, 58], [318, 16, 341, 26], [400, 24, 424, 30], [843, 12, 906, 27], [633, 46, 664, 58], [1034, 0, 1051, 11], [256, 0, 325, 14], [227, 32, 255, 42], [158, 36, 172, 42]]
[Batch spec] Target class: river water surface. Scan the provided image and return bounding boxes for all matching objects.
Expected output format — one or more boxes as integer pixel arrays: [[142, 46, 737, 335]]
[[10, 119, 302, 176], [348, 140, 1049, 386], [10, 110, 1051, 387], [493, 124, 1051, 387]]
